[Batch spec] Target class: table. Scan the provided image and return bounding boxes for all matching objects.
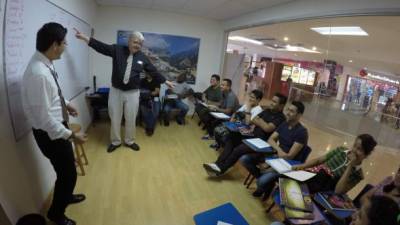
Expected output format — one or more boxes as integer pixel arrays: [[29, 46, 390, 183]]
[[86, 91, 108, 124]]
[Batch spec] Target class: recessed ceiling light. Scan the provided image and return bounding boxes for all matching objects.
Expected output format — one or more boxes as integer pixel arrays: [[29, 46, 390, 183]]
[[283, 37, 289, 41], [280, 45, 320, 53], [348, 59, 353, 63], [310, 26, 368, 36], [312, 46, 317, 51], [228, 36, 263, 45]]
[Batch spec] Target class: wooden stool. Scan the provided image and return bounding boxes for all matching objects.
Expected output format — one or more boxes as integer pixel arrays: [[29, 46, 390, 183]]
[[70, 123, 88, 176]]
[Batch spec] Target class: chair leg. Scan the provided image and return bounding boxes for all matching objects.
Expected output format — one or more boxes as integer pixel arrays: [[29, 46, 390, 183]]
[[266, 201, 275, 212], [74, 141, 85, 176], [246, 176, 255, 189], [243, 173, 251, 185], [79, 143, 89, 165]]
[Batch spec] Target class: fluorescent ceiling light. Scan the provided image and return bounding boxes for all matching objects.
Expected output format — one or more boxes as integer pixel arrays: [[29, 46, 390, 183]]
[[228, 36, 263, 45], [310, 26, 368, 36], [278, 45, 320, 53]]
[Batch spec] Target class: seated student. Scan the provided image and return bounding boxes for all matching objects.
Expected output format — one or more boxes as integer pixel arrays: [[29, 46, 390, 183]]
[[248, 101, 308, 198], [350, 195, 400, 225], [202, 78, 239, 138], [195, 74, 222, 127], [290, 134, 376, 195], [210, 89, 264, 149], [140, 73, 161, 136], [163, 73, 192, 126], [360, 166, 400, 206], [202, 93, 287, 177]]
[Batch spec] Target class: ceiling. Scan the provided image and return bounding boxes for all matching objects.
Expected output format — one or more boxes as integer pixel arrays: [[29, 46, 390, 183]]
[[228, 16, 400, 79], [95, 0, 296, 20]]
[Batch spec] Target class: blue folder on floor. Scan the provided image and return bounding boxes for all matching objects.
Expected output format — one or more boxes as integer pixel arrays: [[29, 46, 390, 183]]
[[193, 202, 249, 225]]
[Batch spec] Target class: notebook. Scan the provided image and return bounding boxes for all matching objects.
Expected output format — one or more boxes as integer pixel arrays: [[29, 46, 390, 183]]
[[242, 138, 273, 153], [317, 192, 356, 211], [279, 178, 314, 213], [266, 158, 316, 182], [210, 112, 230, 120]]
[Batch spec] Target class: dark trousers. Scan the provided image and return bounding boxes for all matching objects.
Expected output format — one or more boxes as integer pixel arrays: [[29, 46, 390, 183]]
[[239, 153, 267, 178], [32, 128, 77, 219], [140, 100, 160, 131], [215, 142, 257, 173], [195, 103, 210, 123]]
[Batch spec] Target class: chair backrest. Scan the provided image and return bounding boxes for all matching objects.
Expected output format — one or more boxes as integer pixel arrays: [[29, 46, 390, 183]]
[[293, 145, 312, 163]]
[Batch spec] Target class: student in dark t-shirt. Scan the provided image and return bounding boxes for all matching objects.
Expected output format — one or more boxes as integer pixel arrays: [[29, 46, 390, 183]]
[[140, 73, 161, 136], [250, 101, 308, 198], [202, 93, 287, 177]]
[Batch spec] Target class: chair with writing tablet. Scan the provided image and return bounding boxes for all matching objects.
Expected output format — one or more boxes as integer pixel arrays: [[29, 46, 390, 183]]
[[243, 145, 312, 189]]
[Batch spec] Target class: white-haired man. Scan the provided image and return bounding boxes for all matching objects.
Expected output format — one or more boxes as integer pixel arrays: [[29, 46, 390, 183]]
[[75, 29, 173, 153]]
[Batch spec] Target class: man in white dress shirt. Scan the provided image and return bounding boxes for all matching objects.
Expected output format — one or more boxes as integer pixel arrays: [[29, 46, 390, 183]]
[[22, 23, 87, 225]]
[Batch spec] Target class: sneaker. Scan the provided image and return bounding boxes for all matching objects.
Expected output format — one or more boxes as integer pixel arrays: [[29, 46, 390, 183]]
[[252, 189, 264, 197], [68, 194, 86, 204], [145, 128, 154, 136], [176, 118, 185, 125], [107, 144, 121, 153], [209, 143, 219, 149], [126, 143, 140, 151], [203, 163, 224, 177], [201, 134, 213, 140], [164, 119, 170, 126]]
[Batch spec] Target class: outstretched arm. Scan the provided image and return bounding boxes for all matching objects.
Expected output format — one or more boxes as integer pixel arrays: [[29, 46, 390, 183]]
[[74, 28, 114, 57]]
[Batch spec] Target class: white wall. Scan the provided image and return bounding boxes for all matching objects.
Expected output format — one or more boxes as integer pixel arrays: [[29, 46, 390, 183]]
[[91, 6, 225, 93], [224, 0, 400, 30], [0, 0, 96, 224]]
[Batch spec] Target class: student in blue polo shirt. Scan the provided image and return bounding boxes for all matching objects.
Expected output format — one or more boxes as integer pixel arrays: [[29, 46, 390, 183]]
[[247, 101, 308, 198]]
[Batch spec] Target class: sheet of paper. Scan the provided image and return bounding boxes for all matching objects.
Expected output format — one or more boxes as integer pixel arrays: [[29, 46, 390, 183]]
[[246, 138, 270, 149], [283, 170, 316, 182], [200, 102, 208, 107], [217, 221, 233, 225], [210, 112, 230, 119], [166, 94, 178, 99], [266, 158, 292, 174]]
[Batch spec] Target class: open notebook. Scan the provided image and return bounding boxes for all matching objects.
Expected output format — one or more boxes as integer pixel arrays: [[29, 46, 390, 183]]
[[210, 112, 230, 120], [266, 158, 316, 182], [243, 138, 273, 153]]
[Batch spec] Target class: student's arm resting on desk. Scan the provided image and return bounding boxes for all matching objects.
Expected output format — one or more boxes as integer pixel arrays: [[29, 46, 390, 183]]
[[251, 116, 276, 133], [268, 132, 284, 153], [277, 142, 304, 160], [292, 155, 326, 170]]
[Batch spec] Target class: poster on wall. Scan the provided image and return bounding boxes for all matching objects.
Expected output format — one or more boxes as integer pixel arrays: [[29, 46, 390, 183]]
[[117, 30, 200, 84]]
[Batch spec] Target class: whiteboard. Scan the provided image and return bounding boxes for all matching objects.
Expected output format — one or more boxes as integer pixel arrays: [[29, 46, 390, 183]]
[[3, 0, 91, 140]]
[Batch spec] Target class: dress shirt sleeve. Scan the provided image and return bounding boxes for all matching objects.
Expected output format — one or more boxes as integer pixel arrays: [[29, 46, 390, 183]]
[[25, 75, 72, 140], [88, 38, 115, 57], [143, 56, 166, 84]]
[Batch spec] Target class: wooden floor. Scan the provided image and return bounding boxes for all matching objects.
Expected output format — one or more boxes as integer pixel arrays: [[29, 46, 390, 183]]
[[57, 115, 400, 225], [67, 118, 274, 225]]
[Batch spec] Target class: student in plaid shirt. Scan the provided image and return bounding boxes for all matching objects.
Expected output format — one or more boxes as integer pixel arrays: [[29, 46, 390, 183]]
[[293, 134, 377, 194]]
